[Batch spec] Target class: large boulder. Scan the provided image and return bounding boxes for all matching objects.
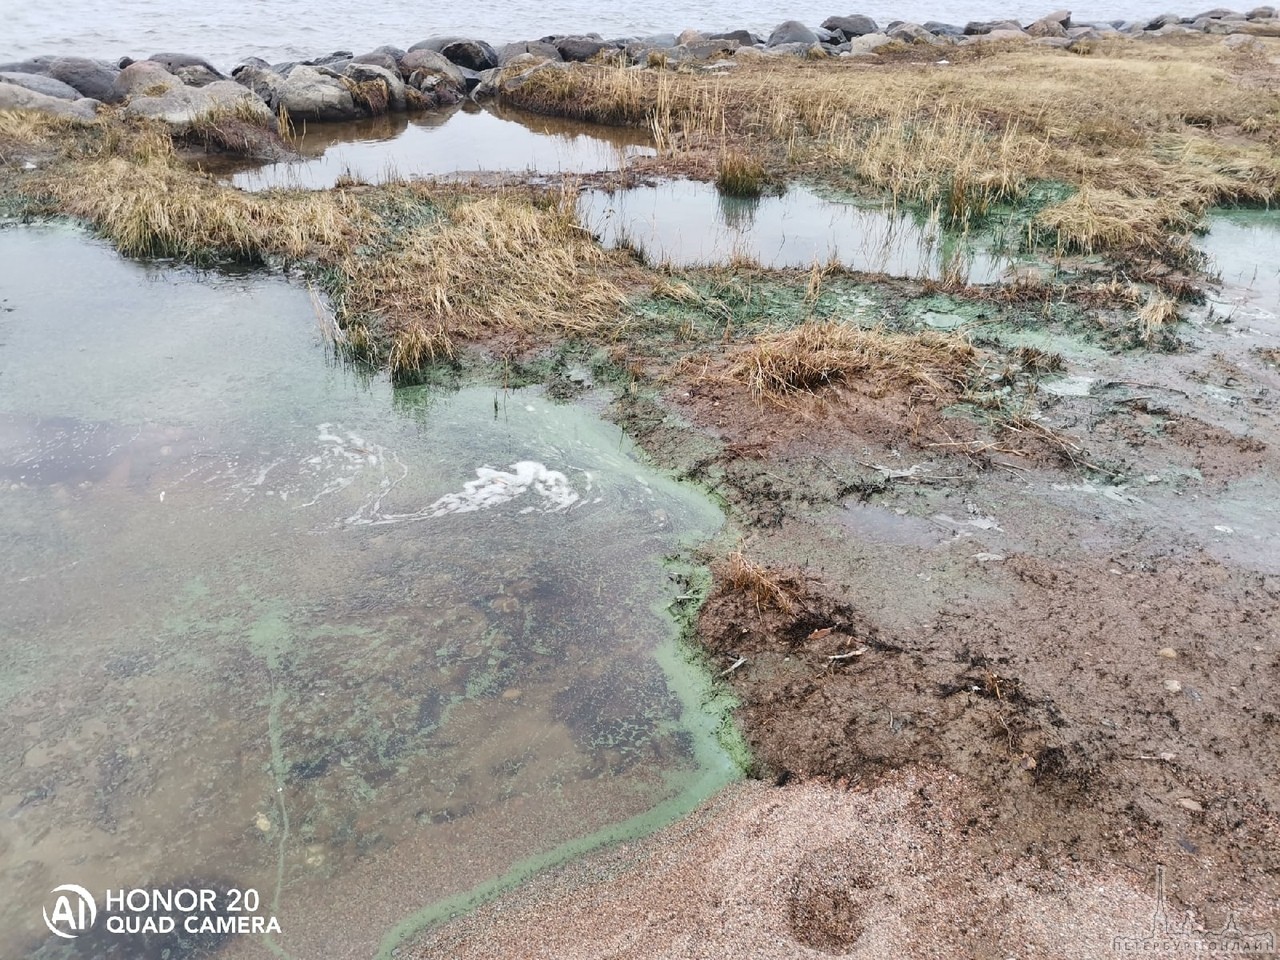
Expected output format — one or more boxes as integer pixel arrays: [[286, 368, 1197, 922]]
[[708, 29, 761, 44], [1247, 5, 1276, 16], [887, 21, 943, 42], [923, 21, 965, 35], [343, 62, 405, 112], [1027, 14, 1070, 36], [1145, 12, 1183, 27], [847, 32, 894, 53], [0, 71, 81, 99], [0, 56, 57, 74], [1190, 6, 1241, 15], [0, 80, 98, 119], [497, 41, 563, 66], [963, 19, 1023, 33], [400, 47, 467, 102], [409, 36, 499, 70], [269, 65, 358, 121], [46, 57, 120, 102], [349, 50, 401, 75], [146, 52, 227, 86], [113, 60, 183, 99], [821, 14, 879, 37], [124, 77, 272, 125], [553, 36, 613, 61], [767, 20, 820, 45]]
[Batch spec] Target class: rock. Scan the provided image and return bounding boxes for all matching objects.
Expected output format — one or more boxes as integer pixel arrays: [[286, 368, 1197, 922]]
[[146, 52, 227, 86], [1232, 16, 1280, 31], [1153, 22, 1196, 33], [0, 71, 81, 100], [677, 28, 706, 44], [401, 48, 466, 85], [1162, 679, 1183, 693], [923, 21, 965, 35], [46, 57, 120, 102], [498, 59, 567, 94], [439, 39, 499, 71], [302, 50, 352, 66], [1223, 31, 1265, 46], [847, 32, 894, 53], [497, 41, 563, 66], [270, 64, 357, 122], [1192, 16, 1236, 29], [1191, 6, 1240, 15], [344, 62, 406, 112], [112, 60, 182, 99], [822, 14, 879, 37], [707, 29, 760, 44], [554, 36, 613, 61], [887, 22, 942, 43], [677, 38, 740, 59], [964, 19, 1022, 33], [350, 50, 401, 75], [1247, 5, 1276, 16], [0, 80, 98, 119], [0, 57, 57, 74], [765, 41, 819, 56], [1027, 14, 1070, 36], [1176, 797, 1204, 812], [767, 20, 820, 45], [1145, 12, 1183, 28], [124, 78, 272, 127], [978, 27, 1033, 41], [1158, 647, 1179, 658], [231, 61, 285, 103], [1042, 8, 1073, 24]]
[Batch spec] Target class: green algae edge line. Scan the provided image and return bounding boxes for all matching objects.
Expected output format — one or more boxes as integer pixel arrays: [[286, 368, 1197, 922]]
[[375, 566, 747, 958]]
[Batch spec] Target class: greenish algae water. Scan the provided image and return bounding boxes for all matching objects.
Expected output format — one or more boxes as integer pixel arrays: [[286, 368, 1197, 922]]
[[0, 224, 742, 959]]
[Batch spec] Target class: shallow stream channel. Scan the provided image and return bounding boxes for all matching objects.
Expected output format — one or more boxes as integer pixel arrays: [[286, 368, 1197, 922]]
[[0, 224, 741, 958]]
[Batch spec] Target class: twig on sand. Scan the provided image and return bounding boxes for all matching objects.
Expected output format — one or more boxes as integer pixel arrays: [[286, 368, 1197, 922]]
[[717, 657, 747, 679], [827, 646, 869, 662]]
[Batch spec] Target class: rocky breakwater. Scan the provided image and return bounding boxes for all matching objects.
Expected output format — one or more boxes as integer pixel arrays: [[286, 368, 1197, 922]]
[[3, 7, 1278, 137]]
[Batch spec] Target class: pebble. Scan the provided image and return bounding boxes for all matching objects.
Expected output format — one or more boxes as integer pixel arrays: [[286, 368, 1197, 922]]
[[1158, 647, 1178, 659], [255, 812, 272, 832], [1163, 679, 1183, 693], [1176, 798, 1204, 813], [501, 688, 523, 701]]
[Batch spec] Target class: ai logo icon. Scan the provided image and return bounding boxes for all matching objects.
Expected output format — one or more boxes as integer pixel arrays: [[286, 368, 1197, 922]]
[[43, 884, 98, 939]]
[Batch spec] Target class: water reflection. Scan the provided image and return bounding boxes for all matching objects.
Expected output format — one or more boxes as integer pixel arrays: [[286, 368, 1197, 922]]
[[0, 224, 736, 959], [579, 179, 1007, 283], [206, 103, 656, 191]]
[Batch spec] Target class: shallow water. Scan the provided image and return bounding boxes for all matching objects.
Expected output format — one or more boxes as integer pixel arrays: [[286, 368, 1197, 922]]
[[1196, 209, 1280, 336], [5, 1, 1178, 68], [0, 225, 738, 958], [579, 180, 1006, 282], [208, 104, 655, 191]]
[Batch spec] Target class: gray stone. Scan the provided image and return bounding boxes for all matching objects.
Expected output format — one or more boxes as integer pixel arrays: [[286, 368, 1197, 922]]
[[1191, 6, 1240, 16], [847, 32, 894, 53], [822, 14, 879, 37], [554, 36, 613, 61], [887, 22, 942, 42], [981, 27, 1034, 41], [1247, 5, 1276, 16], [46, 57, 120, 102], [1145, 12, 1183, 28], [964, 19, 1022, 33], [146, 52, 227, 86], [302, 51, 352, 66], [0, 71, 81, 99], [676, 28, 706, 44], [0, 81, 98, 119], [1223, 30, 1265, 45], [124, 78, 272, 126], [497, 41, 563, 66], [1027, 16, 1069, 36], [767, 20, 820, 45], [439, 39, 499, 71], [401, 48, 467, 86], [0, 57, 57, 74], [350, 51, 400, 75], [344, 62, 406, 111], [708, 29, 761, 44], [498, 59, 567, 94], [113, 61, 183, 99], [270, 65, 357, 121], [923, 21, 964, 35]]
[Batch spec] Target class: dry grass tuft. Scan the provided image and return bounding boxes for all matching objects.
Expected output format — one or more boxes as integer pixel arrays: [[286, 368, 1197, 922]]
[[722, 551, 797, 613], [338, 190, 627, 373], [33, 151, 363, 260], [716, 149, 767, 197], [1137, 292, 1179, 345], [729, 321, 978, 403], [341, 76, 391, 116], [0, 109, 88, 149]]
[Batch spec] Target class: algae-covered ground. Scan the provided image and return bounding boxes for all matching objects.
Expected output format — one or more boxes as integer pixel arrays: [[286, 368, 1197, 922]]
[[2, 30, 1279, 958]]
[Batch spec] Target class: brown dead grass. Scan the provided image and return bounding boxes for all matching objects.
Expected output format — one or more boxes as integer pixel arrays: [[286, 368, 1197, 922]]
[[503, 39, 1280, 256], [729, 321, 979, 404], [337, 190, 628, 372], [721, 551, 798, 614]]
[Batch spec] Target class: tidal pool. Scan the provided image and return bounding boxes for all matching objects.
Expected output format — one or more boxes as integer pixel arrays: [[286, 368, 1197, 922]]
[[209, 103, 655, 191], [578, 179, 1007, 282], [0, 225, 739, 959], [1197, 209, 1280, 333]]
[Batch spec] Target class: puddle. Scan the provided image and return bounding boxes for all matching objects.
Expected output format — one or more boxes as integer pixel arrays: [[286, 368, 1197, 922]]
[[578, 180, 1007, 282], [1197, 209, 1280, 335], [209, 104, 655, 191], [0, 225, 738, 959]]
